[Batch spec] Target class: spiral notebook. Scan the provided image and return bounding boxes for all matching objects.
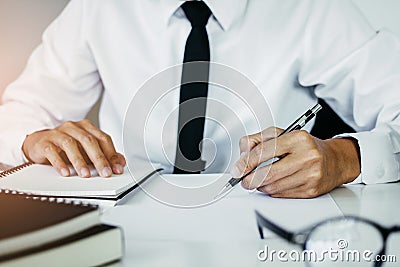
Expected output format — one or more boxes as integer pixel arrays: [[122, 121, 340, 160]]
[[0, 189, 99, 257], [0, 189, 123, 266], [0, 163, 162, 205]]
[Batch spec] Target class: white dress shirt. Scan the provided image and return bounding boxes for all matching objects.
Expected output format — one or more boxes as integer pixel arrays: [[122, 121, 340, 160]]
[[1, 0, 400, 184]]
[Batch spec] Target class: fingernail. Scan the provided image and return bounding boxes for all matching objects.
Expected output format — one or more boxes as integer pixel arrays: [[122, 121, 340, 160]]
[[113, 164, 123, 174], [230, 165, 242, 178], [240, 152, 246, 157], [61, 168, 69, 177], [81, 168, 90, 178], [101, 167, 112, 177]]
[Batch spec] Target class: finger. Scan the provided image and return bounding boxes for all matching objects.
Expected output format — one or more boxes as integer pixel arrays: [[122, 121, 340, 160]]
[[78, 120, 124, 174], [117, 153, 126, 167], [232, 130, 310, 178], [257, 171, 306, 195], [239, 127, 284, 154], [241, 164, 272, 190], [60, 122, 112, 178], [267, 184, 320, 199], [77, 144, 92, 164], [232, 135, 281, 178], [41, 142, 70, 177], [50, 131, 91, 178], [241, 154, 300, 190]]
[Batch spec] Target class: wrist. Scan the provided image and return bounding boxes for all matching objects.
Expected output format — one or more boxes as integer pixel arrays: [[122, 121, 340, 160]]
[[325, 137, 361, 184], [22, 135, 32, 163]]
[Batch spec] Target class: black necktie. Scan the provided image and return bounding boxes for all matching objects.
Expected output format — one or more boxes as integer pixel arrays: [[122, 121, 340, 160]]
[[173, 1, 212, 174]]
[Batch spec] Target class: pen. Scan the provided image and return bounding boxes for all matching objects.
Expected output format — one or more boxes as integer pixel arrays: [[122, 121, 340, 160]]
[[215, 103, 322, 199]]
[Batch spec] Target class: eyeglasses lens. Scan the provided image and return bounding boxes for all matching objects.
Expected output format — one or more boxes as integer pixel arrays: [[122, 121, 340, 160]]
[[305, 218, 383, 266]]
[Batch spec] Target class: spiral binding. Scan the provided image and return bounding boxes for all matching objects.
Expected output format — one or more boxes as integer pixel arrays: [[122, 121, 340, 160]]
[[0, 162, 33, 178], [0, 163, 97, 208], [0, 188, 98, 208]]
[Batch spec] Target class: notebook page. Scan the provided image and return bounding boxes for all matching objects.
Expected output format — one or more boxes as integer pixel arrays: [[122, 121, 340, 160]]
[[0, 165, 135, 197], [102, 173, 343, 241]]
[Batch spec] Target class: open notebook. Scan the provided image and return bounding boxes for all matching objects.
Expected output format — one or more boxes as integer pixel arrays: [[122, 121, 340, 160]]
[[0, 163, 162, 206]]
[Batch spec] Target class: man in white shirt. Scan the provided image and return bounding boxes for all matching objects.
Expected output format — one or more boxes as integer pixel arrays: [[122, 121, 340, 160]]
[[0, 0, 399, 198]]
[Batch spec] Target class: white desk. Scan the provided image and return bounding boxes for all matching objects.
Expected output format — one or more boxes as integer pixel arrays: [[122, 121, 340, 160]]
[[102, 182, 400, 267]]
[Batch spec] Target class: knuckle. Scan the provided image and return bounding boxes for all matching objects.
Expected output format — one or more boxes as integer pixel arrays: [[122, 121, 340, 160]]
[[81, 134, 96, 145], [62, 136, 76, 148], [264, 126, 276, 134], [73, 159, 86, 169], [296, 130, 311, 142], [62, 121, 75, 128], [41, 144, 54, 155], [50, 129, 62, 137], [306, 187, 320, 198], [94, 153, 107, 163], [52, 159, 64, 168], [269, 127, 280, 137], [241, 178, 251, 190], [311, 168, 324, 181], [236, 159, 247, 174], [109, 154, 120, 162], [239, 136, 249, 147], [99, 133, 112, 144], [252, 144, 263, 159], [255, 144, 267, 162], [244, 147, 262, 170], [81, 119, 93, 126]]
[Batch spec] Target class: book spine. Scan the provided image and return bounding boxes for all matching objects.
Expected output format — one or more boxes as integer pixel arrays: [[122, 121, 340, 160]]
[[0, 162, 33, 178]]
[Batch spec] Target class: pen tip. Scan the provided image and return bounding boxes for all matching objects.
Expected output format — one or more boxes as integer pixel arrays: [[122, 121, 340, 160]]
[[214, 184, 231, 199]]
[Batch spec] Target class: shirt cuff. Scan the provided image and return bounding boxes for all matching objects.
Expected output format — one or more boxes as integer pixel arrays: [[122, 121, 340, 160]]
[[0, 127, 49, 167], [12, 133, 31, 166], [0, 134, 27, 166], [335, 131, 400, 184]]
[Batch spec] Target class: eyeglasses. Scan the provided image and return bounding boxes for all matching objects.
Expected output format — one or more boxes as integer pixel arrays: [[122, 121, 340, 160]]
[[255, 211, 400, 267]]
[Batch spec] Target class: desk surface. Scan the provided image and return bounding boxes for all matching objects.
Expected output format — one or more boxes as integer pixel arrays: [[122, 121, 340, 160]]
[[2, 163, 399, 266], [102, 182, 400, 267]]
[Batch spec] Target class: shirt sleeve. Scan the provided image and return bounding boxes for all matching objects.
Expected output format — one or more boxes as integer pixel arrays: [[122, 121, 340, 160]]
[[0, 0, 102, 166], [298, 0, 400, 184]]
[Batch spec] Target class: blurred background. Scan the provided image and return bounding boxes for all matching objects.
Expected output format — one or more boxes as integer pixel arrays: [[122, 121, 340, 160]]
[[0, 0, 399, 123]]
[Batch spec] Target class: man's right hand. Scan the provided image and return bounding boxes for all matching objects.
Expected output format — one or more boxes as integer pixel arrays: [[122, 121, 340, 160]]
[[22, 119, 126, 178]]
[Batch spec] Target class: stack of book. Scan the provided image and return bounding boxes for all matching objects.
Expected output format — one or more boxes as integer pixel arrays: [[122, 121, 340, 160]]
[[0, 189, 124, 266]]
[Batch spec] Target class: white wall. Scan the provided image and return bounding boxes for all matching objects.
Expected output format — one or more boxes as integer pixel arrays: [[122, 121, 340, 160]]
[[0, 0, 69, 97]]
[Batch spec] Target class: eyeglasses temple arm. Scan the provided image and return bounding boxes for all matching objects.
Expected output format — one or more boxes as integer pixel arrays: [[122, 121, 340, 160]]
[[255, 210, 294, 242], [391, 226, 400, 232]]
